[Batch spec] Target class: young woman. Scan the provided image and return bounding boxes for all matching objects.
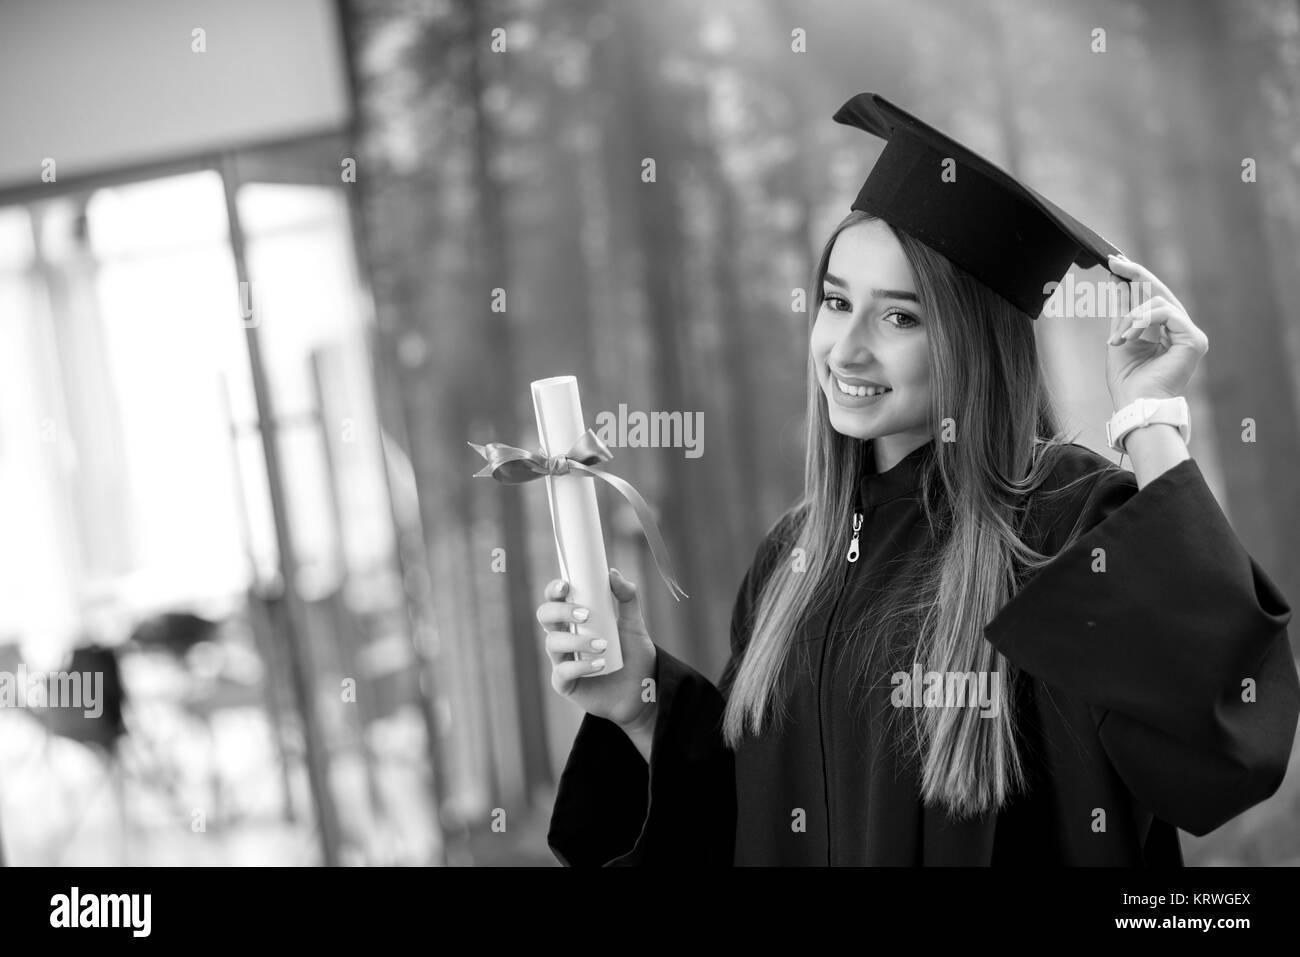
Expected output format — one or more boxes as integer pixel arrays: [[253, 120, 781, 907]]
[[539, 94, 1299, 866]]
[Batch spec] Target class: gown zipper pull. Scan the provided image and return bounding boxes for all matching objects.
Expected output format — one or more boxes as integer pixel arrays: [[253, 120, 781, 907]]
[[846, 511, 863, 563]]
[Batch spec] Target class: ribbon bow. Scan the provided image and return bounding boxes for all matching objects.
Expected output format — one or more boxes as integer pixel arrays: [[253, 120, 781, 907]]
[[467, 429, 688, 600]]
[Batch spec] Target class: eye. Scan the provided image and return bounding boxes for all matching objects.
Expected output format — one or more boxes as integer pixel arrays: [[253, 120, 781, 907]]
[[822, 294, 850, 313], [884, 309, 920, 329]]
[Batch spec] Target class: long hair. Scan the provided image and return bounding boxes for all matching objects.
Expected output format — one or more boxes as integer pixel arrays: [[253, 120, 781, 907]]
[[721, 209, 1111, 819]]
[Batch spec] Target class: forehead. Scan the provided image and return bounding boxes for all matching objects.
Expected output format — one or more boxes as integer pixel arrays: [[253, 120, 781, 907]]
[[825, 219, 916, 292]]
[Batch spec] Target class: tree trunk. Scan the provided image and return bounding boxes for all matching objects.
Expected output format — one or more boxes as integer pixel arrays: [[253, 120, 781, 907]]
[[460, 0, 552, 802], [590, 2, 716, 674]]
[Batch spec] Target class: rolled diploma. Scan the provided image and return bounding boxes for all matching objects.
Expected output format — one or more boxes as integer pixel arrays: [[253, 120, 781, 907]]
[[531, 376, 623, 676]]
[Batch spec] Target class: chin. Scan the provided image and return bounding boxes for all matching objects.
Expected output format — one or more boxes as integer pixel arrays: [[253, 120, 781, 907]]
[[826, 405, 889, 440]]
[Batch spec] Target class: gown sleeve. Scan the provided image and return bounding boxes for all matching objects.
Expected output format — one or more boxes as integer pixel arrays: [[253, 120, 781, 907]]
[[547, 513, 796, 866], [983, 455, 1300, 837]]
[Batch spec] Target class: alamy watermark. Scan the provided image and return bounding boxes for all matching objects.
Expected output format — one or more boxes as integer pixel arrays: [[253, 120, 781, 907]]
[[50, 887, 150, 937], [1041, 275, 1157, 320], [0, 666, 103, 718], [594, 404, 703, 459], [890, 664, 1000, 718]]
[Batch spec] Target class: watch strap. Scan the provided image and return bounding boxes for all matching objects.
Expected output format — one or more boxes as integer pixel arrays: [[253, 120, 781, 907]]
[[1106, 396, 1190, 453]]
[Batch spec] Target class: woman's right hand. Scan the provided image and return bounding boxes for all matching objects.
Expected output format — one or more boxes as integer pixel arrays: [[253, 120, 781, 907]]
[[537, 568, 658, 731]]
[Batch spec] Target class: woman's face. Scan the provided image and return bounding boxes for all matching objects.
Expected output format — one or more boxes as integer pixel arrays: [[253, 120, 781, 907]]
[[811, 219, 933, 454]]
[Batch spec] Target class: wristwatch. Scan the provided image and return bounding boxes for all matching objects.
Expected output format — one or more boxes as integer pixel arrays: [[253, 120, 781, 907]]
[[1105, 396, 1191, 453]]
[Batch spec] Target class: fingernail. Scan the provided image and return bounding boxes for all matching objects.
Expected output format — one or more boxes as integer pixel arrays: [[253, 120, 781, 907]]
[[573, 607, 590, 622], [591, 638, 608, 651], [590, 658, 606, 670]]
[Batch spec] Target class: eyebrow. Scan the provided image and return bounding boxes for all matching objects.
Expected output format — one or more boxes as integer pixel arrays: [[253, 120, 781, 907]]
[[823, 273, 919, 303]]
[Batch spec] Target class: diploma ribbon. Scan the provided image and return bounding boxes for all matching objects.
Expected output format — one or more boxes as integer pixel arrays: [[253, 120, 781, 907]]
[[467, 429, 689, 601]]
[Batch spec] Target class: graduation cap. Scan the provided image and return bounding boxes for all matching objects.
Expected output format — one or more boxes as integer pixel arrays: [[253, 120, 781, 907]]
[[833, 92, 1122, 319]]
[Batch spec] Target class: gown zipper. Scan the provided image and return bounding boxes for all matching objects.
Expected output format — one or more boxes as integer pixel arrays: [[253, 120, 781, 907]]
[[817, 509, 862, 865], [846, 511, 863, 563]]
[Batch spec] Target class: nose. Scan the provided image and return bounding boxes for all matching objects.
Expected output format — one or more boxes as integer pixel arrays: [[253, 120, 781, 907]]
[[829, 318, 879, 364]]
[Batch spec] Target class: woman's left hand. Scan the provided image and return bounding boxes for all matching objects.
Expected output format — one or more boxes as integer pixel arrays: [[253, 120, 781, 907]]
[[1105, 253, 1209, 409]]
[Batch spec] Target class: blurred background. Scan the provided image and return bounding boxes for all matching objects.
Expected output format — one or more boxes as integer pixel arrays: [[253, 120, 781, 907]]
[[0, 0, 1297, 866]]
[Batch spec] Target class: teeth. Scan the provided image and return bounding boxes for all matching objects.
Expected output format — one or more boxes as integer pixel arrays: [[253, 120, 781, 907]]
[[836, 378, 892, 397]]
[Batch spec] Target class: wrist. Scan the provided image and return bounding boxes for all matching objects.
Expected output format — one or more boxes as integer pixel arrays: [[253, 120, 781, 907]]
[[622, 703, 657, 763], [1121, 421, 1187, 455], [1119, 421, 1190, 489], [623, 699, 659, 737], [1111, 388, 1177, 410]]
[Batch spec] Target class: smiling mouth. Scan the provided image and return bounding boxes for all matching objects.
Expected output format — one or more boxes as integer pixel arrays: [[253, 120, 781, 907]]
[[833, 376, 893, 398]]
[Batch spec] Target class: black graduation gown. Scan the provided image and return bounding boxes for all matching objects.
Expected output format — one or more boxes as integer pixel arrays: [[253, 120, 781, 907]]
[[547, 441, 1299, 866]]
